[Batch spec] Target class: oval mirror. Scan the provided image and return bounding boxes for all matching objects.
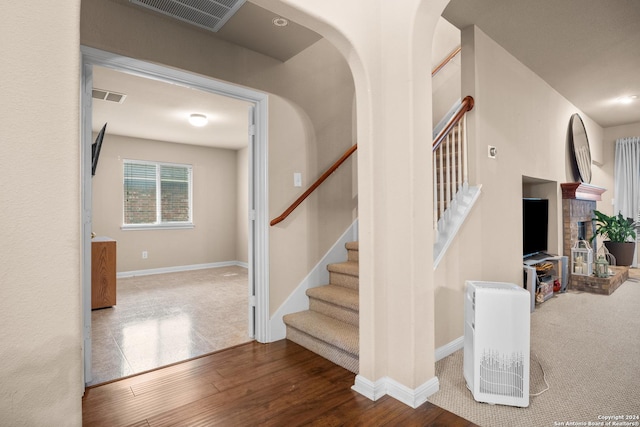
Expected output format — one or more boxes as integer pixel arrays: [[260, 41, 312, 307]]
[[569, 113, 592, 183]]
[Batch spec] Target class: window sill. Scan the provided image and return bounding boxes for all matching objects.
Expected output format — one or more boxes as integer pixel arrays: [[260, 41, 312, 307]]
[[121, 223, 194, 231]]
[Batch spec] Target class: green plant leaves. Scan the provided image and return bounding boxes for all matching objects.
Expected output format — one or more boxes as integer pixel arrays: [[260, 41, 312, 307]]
[[592, 210, 637, 243]]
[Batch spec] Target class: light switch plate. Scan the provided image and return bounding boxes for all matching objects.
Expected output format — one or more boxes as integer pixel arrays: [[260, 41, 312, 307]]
[[294, 172, 302, 187]]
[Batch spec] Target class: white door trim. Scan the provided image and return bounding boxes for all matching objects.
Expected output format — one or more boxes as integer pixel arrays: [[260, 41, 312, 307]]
[[80, 46, 270, 385]]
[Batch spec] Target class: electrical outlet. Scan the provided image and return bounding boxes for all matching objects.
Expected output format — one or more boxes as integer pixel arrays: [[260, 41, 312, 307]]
[[142, 251, 148, 259]]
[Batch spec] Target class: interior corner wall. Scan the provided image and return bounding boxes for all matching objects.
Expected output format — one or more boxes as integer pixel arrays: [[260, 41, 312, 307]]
[[80, 0, 356, 315], [432, 17, 461, 125], [236, 146, 249, 264], [1, 1, 83, 425], [435, 25, 609, 348], [92, 134, 239, 272]]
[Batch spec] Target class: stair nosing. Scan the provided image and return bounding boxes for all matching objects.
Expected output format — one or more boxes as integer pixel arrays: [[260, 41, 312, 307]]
[[306, 285, 358, 311], [283, 311, 358, 355], [327, 261, 359, 276]]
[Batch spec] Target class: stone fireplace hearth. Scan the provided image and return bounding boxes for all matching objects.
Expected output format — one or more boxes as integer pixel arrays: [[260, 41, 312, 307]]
[[560, 183, 628, 294]]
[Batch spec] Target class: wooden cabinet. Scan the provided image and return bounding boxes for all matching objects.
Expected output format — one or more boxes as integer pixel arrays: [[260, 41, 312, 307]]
[[91, 237, 116, 309]]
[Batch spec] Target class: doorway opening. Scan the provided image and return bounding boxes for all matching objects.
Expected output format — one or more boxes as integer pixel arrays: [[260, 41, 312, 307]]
[[81, 47, 269, 386]]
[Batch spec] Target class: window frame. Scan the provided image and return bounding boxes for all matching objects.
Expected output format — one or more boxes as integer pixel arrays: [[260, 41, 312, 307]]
[[121, 159, 194, 230]]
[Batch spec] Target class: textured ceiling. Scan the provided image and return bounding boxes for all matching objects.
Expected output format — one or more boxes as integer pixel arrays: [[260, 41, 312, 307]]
[[96, 0, 640, 149], [92, 1, 322, 148], [443, 0, 640, 128], [92, 66, 251, 149]]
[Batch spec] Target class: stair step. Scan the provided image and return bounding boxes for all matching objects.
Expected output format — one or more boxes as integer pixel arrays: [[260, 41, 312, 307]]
[[307, 285, 359, 326], [284, 311, 359, 373], [346, 241, 359, 262], [327, 261, 359, 290]]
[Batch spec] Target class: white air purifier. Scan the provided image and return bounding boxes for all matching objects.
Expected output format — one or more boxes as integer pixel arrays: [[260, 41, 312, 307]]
[[464, 281, 530, 407]]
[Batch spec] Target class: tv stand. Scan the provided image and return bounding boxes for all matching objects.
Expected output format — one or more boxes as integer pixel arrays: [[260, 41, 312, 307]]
[[523, 251, 555, 264], [523, 253, 568, 312]]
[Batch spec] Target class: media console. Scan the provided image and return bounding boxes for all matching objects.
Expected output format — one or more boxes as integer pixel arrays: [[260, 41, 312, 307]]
[[523, 253, 568, 312]]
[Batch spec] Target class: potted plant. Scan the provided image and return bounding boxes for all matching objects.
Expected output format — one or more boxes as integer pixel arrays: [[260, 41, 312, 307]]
[[591, 210, 638, 266]]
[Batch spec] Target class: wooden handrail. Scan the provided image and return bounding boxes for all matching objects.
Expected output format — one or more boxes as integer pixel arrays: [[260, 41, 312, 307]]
[[432, 96, 474, 151], [270, 144, 358, 226], [432, 46, 461, 77]]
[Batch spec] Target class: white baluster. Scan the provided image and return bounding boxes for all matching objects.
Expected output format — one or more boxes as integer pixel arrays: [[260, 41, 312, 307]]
[[463, 114, 469, 191]]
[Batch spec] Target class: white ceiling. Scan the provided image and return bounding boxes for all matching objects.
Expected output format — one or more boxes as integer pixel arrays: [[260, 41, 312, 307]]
[[92, 66, 251, 149], [94, 0, 640, 148], [92, 1, 322, 149], [443, 0, 640, 128]]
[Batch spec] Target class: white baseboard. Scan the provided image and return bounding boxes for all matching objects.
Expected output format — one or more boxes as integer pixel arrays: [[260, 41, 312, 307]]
[[268, 219, 358, 341], [435, 336, 464, 361], [351, 375, 387, 401], [352, 374, 440, 408], [117, 261, 247, 278]]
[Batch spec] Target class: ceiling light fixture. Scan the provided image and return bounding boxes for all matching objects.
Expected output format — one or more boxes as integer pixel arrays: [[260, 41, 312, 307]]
[[272, 17, 289, 27], [617, 95, 638, 105], [188, 113, 208, 127]]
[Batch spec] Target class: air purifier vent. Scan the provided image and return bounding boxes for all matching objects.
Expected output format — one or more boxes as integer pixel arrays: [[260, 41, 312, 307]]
[[479, 350, 526, 398]]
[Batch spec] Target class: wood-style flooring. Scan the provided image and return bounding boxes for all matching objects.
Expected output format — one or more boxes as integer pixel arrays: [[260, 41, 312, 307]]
[[82, 340, 477, 426]]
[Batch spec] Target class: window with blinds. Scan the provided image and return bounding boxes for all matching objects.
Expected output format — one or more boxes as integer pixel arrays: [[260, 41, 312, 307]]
[[123, 160, 192, 228]]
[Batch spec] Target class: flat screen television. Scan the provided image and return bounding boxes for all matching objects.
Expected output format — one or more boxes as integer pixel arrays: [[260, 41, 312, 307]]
[[92, 123, 107, 176], [523, 198, 548, 258]]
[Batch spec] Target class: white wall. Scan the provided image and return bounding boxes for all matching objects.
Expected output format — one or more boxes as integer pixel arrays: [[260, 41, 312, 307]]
[[237, 146, 249, 263], [432, 18, 462, 125], [0, 1, 83, 425], [434, 26, 612, 348], [92, 134, 240, 272], [255, 0, 448, 397], [81, 0, 357, 315]]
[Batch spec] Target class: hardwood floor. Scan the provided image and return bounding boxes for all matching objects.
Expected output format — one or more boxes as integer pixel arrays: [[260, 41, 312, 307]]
[[82, 340, 477, 426]]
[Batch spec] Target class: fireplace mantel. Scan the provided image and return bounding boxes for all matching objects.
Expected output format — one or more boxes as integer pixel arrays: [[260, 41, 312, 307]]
[[561, 182, 606, 201]]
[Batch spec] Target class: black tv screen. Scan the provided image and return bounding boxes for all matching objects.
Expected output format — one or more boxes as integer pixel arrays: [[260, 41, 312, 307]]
[[523, 198, 548, 257], [92, 123, 107, 176]]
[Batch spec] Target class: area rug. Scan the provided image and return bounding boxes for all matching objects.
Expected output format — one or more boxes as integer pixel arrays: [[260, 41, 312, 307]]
[[429, 278, 640, 427]]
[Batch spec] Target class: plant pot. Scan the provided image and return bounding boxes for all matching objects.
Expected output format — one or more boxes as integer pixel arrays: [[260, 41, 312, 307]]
[[603, 241, 636, 266]]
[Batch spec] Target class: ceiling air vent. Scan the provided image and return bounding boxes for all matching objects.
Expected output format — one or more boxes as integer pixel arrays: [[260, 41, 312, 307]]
[[130, 0, 246, 32], [92, 89, 127, 104]]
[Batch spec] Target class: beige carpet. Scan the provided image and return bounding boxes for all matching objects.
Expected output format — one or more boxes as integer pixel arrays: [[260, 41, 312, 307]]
[[429, 273, 640, 427]]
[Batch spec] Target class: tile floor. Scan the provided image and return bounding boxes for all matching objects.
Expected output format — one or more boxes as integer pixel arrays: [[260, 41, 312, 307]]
[[89, 265, 251, 386]]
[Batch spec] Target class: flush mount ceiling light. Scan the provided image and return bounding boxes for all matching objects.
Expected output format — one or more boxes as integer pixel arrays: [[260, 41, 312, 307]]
[[272, 17, 289, 27], [189, 113, 208, 127], [617, 95, 638, 105]]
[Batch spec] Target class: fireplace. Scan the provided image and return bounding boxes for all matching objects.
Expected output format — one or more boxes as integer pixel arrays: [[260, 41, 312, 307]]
[[560, 183, 604, 259], [577, 221, 587, 241], [560, 183, 628, 294]]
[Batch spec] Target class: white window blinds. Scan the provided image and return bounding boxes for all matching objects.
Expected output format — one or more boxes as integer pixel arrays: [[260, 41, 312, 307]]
[[123, 160, 192, 227]]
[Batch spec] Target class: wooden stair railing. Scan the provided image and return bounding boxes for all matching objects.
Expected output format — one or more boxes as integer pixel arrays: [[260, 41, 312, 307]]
[[271, 47, 460, 227], [433, 96, 474, 152], [432, 96, 474, 225], [432, 46, 461, 77], [270, 144, 357, 226]]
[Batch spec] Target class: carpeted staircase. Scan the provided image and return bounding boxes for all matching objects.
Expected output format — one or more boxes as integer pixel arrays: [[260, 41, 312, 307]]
[[283, 241, 359, 373]]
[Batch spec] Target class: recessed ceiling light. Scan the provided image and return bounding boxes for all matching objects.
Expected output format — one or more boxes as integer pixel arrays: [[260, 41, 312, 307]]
[[188, 113, 208, 127], [617, 95, 638, 105], [272, 17, 288, 27]]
